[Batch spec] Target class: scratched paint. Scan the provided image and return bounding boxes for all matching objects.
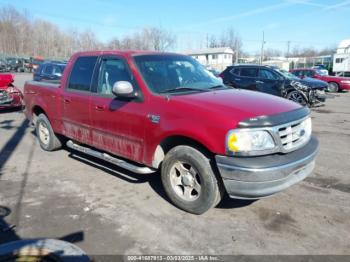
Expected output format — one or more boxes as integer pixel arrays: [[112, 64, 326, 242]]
[[91, 130, 143, 161], [63, 122, 91, 144]]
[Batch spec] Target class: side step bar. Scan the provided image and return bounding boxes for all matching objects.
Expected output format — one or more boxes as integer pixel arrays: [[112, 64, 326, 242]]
[[66, 140, 156, 174]]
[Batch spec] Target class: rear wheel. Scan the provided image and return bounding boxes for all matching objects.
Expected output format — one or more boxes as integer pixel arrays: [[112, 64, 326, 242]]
[[286, 90, 307, 106], [35, 114, 62, 151], [328, 82, 339, 92], [161, 146, 223, 214]]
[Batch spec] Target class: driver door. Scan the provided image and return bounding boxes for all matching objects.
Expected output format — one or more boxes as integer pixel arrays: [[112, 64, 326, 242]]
[[90, 56, 147, 163]]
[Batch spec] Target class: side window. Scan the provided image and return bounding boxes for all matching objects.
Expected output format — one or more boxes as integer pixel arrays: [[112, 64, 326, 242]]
[[258, 69, 278, 80], [304, 70, 314, 77], [68, 56, 98, 92], [44, 65, 53, 75], [230, 68, 240, 76], [52, 65, 63, 75], [97, 58, 133, 95], [240, 68, 258, 77]]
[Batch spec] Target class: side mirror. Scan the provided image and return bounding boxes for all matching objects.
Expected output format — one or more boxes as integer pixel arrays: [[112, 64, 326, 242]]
[[112, 81, 136, 98]]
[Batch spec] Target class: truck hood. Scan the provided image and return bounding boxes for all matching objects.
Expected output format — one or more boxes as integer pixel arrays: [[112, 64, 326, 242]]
[[0, 74, 14, 88], [170, 89, 302, 125]]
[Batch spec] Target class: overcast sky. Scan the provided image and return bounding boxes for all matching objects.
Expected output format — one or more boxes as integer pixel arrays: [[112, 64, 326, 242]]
[[1, 0, 349, 53]]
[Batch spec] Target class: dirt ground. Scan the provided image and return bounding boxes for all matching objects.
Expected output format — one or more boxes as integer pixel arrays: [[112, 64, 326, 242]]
[[0, 73, 349, 257]]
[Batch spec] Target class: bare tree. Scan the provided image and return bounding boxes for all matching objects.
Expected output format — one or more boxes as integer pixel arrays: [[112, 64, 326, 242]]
[[0, 5, 177, 59]]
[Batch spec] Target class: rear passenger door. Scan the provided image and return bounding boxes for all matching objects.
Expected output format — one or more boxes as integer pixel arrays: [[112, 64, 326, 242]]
[[61, 56, 98, 145], [237, 67, 259, 91], [257, 68, 283, 96]]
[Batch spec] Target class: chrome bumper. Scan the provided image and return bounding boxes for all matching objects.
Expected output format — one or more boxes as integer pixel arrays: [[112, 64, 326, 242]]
[[215, 136, 319, 199]]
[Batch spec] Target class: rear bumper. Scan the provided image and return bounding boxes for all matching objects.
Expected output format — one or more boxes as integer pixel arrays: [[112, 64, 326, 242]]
[[215, 136, 319, 199]]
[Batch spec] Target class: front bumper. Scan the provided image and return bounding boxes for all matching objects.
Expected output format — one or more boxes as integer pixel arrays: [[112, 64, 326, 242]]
[[216, 136, 319, 199], [310, 89, 326, 104]]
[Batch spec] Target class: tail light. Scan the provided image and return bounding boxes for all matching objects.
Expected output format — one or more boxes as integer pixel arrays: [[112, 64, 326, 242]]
[[219, 73, 224, 79]]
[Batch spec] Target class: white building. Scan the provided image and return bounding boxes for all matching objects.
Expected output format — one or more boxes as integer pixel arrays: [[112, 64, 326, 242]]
[[333, 39, 350, 73], [183, 47, 234, 71]]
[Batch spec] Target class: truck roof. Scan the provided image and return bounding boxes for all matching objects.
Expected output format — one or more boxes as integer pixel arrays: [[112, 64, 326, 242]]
[[72, 50, 181, 57]]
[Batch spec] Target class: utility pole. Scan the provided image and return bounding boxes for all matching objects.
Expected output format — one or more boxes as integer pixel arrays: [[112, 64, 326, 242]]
[[286, 40, 291, 59], [260, 31, 265, 65], [235, 40, 239, 64], [206, 34, 209, 48]]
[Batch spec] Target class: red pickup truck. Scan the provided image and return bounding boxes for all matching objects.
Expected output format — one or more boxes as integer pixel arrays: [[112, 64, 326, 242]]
[[24, 51, 319, 214], [290, 68, 350, 92]]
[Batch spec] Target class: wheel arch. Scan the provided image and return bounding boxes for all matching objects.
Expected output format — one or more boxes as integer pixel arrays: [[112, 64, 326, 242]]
[[151, 135, 214, 169]]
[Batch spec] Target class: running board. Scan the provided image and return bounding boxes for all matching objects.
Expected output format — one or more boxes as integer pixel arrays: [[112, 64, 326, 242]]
[[66, 140, 155, 174]]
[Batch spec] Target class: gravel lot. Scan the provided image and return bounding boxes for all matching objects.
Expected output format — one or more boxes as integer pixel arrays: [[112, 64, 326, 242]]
[[0, 73, 349, 257]]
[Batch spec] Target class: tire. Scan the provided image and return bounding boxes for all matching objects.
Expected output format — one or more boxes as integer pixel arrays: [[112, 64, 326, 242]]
[[286, 90, 307, 106], [328, 82, 339, 92], [35, 113, 62, 151], [161, 145, 223, 214]]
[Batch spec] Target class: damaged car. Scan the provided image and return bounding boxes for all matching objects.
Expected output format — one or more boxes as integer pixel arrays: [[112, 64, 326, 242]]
[[220, 65, 327, 106], [0, 74, 24, 110]]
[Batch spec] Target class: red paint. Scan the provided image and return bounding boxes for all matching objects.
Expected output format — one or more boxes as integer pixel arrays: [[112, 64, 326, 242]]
[[24, 51, 301, 167], [290, 68, 350, 90]]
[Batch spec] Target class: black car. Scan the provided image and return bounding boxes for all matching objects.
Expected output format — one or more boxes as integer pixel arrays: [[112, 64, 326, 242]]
[[5, 57, 26, 72], [33, 62, 66, 82], [221, 65, 327, 106], [0, 59, 9, 72]]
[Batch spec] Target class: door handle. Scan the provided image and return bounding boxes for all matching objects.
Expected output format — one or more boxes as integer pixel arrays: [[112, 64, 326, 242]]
[[256, 80, 264, 84], [235, 78, 241, 81], [94, 105, 105, 111], [63, 99, 71, 104]]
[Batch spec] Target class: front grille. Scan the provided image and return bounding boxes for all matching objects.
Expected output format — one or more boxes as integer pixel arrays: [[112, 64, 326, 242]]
[[277, 118, 309, 152]]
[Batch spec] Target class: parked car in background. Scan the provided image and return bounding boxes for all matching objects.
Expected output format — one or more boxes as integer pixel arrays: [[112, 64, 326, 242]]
[[207, 68, 222, 78], [290, 68, 350, 92], [312, 65, 329, 76], [0, 59, 9, 72], [33, 62, 66, 82], [24, 51, 319, 214], [31, 57, 45, 72], [5, 57, 26, 72], [0, 74, 24, 110], [220, 65, 327, 106]]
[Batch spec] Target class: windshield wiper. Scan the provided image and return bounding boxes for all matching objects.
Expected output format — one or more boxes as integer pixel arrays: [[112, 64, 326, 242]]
[[159, 87, 207, 94]]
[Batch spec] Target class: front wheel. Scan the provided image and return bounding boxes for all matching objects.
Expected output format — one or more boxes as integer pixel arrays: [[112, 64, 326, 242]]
[[328, 82, 339, 92], [286, 90, 307, 106], [161, 146, 223, 214]]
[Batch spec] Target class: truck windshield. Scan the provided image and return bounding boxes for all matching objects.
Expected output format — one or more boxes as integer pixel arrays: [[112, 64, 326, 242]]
[[133, 54, 224, 94]]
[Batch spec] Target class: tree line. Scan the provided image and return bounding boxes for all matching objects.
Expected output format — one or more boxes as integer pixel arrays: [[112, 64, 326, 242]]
[[0, 5, 176, 59], [0, 5, 336, 61]]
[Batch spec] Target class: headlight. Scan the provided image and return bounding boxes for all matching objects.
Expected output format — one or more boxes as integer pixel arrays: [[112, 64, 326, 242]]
[[226, 130, 276, 155], [341, 80, 350, 84]]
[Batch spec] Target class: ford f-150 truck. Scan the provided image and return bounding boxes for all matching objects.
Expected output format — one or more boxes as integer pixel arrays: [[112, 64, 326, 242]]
[[24, 51, 319, 214]]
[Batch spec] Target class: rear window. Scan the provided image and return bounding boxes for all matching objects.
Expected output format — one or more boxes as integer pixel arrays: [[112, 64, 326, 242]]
[[68, 56, 97, 92], [240, 68, 258, 77]]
